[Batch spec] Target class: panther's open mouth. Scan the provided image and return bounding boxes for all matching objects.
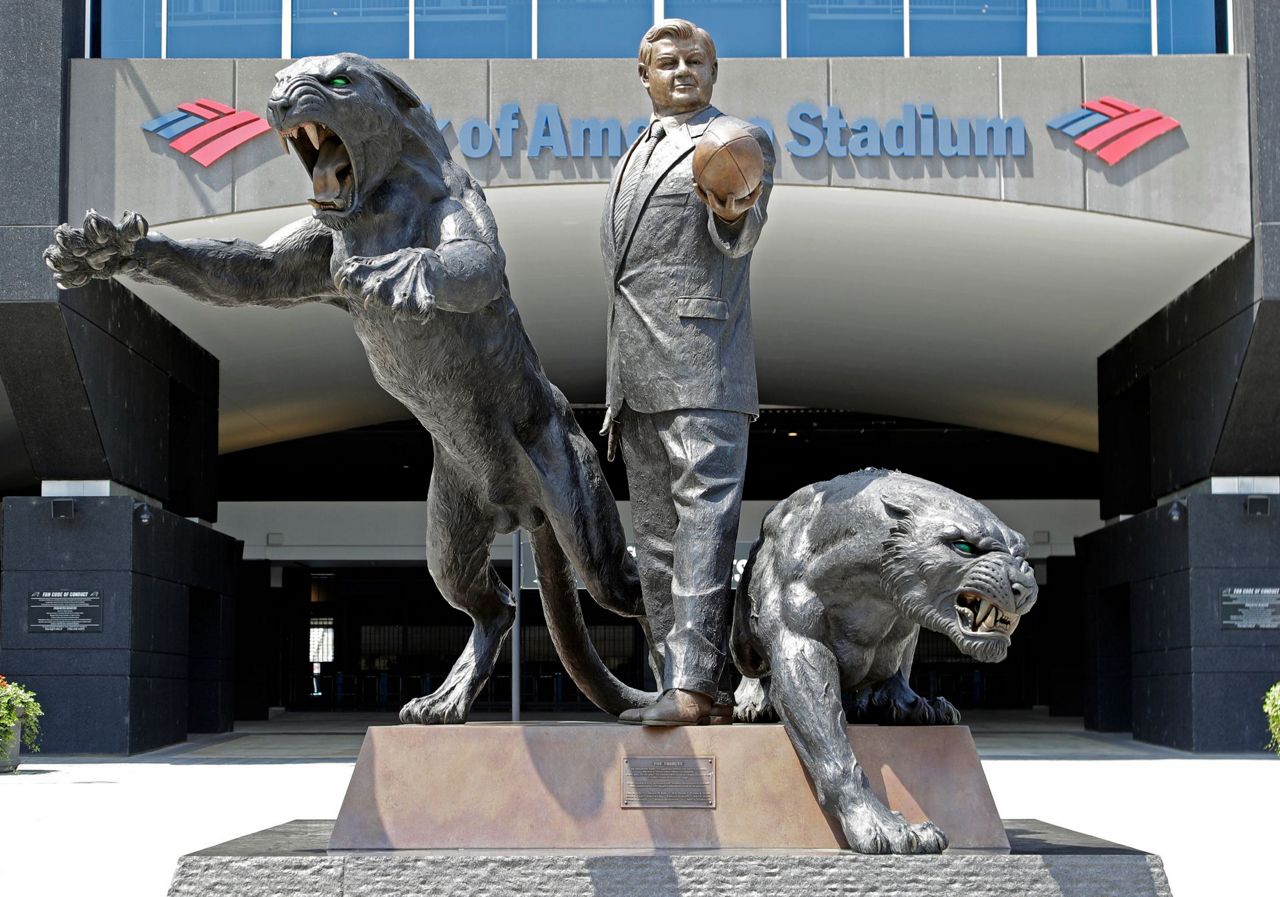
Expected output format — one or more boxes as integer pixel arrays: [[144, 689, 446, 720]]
[[955, 591, 1019, 636], [278, 121, 357, 215]]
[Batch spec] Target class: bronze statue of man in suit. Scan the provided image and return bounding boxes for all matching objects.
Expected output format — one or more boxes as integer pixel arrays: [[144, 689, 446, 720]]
[[600, 19, 774, 725]]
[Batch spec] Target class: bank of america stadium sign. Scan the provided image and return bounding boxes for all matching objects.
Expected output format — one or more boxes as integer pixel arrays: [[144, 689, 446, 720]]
[[1046, 97, 1181, 166], [141, 99, 272, 167], [141, 98, 1176, 170]]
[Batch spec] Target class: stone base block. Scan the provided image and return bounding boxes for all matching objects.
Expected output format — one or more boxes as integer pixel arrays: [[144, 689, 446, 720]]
[[168, 819, 1174, 897], [330, 723, 1007, 851]]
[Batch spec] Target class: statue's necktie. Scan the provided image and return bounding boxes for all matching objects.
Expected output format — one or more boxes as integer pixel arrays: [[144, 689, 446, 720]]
[[613, 121, 666, 243]]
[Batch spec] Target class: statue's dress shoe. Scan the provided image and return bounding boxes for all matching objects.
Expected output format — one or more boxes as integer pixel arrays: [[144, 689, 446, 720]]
[[620, 688, 731, 726]]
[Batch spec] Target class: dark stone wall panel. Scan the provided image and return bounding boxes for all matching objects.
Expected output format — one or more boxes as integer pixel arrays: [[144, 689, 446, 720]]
[[60, 279, 174, 376], [0, 649, 131, 676], [63, 303, 172, 501], [1191, 671, 1278, 752], [1097, 379, 1151, 519], [1214, 300, 1280, 472], [130, 574, 189, 656], [129, 675, 188, 752], [1, 277, 220, 516], [0, 496, 241, 752], [0, 568, 134, 653], [1128, 573, 1190, 653], [1147, 307, 1253, 496], [0, 497, 131, 572], [1131, 673, 1193, 750], [13, 675, 131, 755], [128, 650, 189, 680], [1077, 504, 1188, 591], [1190, 645, 1280, 673], [1187, 494, 1280, 570], [1099, 246, 1255, 401], [1079, 498, 1280, 751], [1131, 648, 1192, 678], [0, 303, 108, 478], [1186, 566, 1280, 650]]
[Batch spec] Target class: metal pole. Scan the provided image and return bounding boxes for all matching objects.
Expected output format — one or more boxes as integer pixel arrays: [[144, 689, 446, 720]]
[[510, 529, 522, 722]]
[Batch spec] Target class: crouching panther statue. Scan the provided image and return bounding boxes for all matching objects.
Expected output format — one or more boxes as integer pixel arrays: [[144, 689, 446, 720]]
[[730, 469, 1038, 854], [42, 53, 657, 724]]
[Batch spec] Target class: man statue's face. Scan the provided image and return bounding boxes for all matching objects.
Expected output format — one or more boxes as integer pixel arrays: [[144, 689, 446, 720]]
[[640, 35, 716, 118]]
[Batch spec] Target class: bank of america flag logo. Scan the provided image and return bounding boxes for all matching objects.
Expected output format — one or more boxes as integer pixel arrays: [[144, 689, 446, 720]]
[[1047, 97, 1180, 166], [141, 99, 272, 167]]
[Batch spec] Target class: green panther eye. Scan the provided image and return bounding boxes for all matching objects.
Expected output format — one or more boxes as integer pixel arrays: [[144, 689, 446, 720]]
[[329, 76, 350, 87], [951, 541, 977, 556]]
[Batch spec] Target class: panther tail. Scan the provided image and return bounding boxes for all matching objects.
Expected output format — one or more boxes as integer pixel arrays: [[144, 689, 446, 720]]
[[528, 524, 657, 714], [730, 534, 770, 679]]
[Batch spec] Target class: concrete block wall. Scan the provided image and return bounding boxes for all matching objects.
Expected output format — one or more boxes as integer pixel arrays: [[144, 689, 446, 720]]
[[0, 497, 241, 754]]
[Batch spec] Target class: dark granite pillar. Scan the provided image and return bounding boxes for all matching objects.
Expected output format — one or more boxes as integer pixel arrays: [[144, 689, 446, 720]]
[[0, 1, 238, 753], [1078, 3, 1280, 752], [0, 498, 240, 753]]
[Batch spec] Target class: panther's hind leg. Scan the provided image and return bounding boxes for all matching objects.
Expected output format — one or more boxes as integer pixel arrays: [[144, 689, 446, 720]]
[[732, 675, 776, 722], [400, 455, 514, 725], [770, 628, 948, 854], [848, 632, 960, 726], [527, 405, 648, 626]]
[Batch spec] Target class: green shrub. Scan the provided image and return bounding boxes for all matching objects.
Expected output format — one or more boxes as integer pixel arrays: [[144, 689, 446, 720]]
[[1266, 682, 1280, 756], [0, 674, 43, 754]]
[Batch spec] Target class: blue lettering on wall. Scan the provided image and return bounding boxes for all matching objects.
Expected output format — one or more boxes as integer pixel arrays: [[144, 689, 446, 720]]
[[431, 102, 1027, 162]]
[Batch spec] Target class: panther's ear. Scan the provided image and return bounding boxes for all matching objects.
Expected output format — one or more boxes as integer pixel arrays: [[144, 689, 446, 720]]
[[372, 66, 422, 110], [881, 495, 914, 520]]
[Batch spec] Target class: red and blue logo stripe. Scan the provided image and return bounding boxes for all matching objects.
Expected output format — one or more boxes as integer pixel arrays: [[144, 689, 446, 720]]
[[1047, 97, 1180, 166], [141, 99, 271, 167]]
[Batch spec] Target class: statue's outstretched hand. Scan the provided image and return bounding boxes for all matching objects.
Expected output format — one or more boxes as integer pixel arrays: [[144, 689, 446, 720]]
[[694, 181, 763, 224], [334, 249, 437, 321], [43, 210, 149, 290]]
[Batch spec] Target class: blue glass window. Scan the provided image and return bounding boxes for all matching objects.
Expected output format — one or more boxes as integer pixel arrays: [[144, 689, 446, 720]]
[[293, 1, 409, 57], [1157, 0, 1218, 54], [788, 0, 904, 57], [101, 0, 162, 58], [416, 1, 532, 58], [167, 0, 282, 58], [911, 0, 1026, 56], [538, 0, 652, 58], [1039, 0, 1151, 55], [665, 1, 781, 58]]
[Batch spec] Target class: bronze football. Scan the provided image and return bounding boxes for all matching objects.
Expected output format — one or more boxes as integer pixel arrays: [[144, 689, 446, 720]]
[[693, 126, 765, 202]]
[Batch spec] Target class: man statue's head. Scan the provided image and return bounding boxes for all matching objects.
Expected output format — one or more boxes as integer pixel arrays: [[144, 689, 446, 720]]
[[637, 19, 717, 118]]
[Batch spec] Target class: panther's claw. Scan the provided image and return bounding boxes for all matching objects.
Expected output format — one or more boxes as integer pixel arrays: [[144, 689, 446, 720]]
[[43, 209, 149, 289]]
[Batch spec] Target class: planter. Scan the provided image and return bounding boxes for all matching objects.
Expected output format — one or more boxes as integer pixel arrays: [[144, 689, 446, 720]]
[[1, 707, 24, 773]]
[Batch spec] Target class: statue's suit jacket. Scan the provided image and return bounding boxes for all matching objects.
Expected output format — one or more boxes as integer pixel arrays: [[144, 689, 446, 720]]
[[601, 105, 774, 418]]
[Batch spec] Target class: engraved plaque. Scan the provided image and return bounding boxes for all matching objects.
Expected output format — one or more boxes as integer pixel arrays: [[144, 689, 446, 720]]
[[1220, 587, 1280, 629], [621, 756, 715, 809], [27, 589, 103, 633]]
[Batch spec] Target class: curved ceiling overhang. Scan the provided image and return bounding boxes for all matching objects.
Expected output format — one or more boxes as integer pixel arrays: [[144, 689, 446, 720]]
[[85, 184, 1247, 456]]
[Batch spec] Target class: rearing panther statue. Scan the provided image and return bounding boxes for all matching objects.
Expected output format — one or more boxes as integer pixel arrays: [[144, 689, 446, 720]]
[[42, 53, 657, 724]]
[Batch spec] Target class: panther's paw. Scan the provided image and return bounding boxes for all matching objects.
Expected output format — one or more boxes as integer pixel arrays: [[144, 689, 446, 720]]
[[843, 802, 949, 855], [849, 674, 961, 726], [43, 210, 149, 289], [399, 693, 468, 725], [922, 695, 960, 725], [732, 676, 777, 723], [335, 250, 437, 321]]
